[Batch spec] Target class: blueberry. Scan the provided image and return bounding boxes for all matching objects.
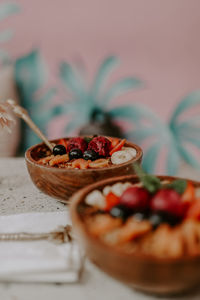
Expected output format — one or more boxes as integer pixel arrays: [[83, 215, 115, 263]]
[[83, 149, 98, 161], [133, 212, 147, 221], [149, 213, 164, 229], [69, 148, 83, 160], [149, 212, 180, 229], [110, 204, 132, 220], [53, 144, 66, 156], [162, 212, 181, 227]]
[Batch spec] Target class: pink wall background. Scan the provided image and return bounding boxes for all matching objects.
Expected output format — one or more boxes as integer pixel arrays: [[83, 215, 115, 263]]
[[4, 0, 200, 126]]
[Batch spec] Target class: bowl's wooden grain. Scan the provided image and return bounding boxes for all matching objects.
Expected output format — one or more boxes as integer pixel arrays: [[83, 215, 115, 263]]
[[25, 137, 142, 203], [70, 174, 200, 295]]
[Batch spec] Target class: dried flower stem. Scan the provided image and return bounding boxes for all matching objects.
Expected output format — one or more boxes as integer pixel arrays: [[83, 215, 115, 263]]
[[0, 103, 15, 132], [0, 225, 72, 244], [6, 99, 54, 152]]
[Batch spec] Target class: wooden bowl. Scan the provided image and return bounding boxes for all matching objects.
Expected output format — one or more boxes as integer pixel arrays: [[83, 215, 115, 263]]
[[25, 137, 142, 203], [70, 174, 200, 296]]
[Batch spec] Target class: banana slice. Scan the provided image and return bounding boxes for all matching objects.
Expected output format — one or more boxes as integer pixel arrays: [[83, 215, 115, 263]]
[[123, 182, 133, 190], [112, 182, 133, 196], [85, 190, 105, 209], [103, 182, 133, 197], [111, 150, 133, 165], [111, 183, 124, 196], [103, 185, 112, 196], [122, 147, 137, 157]]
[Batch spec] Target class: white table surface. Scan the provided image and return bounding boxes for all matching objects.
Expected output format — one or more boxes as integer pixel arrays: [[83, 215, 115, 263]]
[[1, 158, 200, 300]]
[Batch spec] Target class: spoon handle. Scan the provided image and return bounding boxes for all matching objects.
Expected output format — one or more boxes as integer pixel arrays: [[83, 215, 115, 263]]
[[22, 113, 54, 152]]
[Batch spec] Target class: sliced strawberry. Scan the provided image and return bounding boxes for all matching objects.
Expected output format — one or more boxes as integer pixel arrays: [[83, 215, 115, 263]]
[[187, 199, 200, 220], [182, 181, 195, 203], [58, 138, 68, 149], [107, 137, 120, 149], [105, 192, 120, 211], [109, 139, 126, 156]]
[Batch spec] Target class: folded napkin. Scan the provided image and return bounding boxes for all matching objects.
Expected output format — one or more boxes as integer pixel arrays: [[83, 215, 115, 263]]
[[0, 211, 84, 283]]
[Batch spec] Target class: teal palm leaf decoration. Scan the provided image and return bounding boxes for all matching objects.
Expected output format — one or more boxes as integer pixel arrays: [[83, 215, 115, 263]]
[[89, 56, 119, 100], [57, 56, 143, 135], [15, 50, 56, 150], [126, 92, 200, 175], [13, 50, 200, 174], [0, 2, 20, 64], [169, 91, 200, 169]]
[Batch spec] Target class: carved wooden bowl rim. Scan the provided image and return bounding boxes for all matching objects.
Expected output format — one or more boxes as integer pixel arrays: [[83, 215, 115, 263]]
[[25, 137, 143, 173], [70, 174, 200, 264]]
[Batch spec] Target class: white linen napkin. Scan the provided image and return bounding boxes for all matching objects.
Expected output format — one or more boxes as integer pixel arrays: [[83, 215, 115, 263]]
[[0, 211, 84, 283]]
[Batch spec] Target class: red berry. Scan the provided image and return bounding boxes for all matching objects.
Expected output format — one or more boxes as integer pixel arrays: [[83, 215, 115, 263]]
[[150, 189, 185, 218], [67, 137, 87, 153], [120, 187, 150, 210], [88, 137, 111, 157]]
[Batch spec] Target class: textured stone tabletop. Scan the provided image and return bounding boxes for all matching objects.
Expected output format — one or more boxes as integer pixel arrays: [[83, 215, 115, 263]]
[[0, 158, 200, 300], [0, 158, 66, 215]]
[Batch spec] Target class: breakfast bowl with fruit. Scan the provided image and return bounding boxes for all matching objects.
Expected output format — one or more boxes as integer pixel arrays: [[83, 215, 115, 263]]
[[70, 166, 200, 295], [25, 136, 142, 203]]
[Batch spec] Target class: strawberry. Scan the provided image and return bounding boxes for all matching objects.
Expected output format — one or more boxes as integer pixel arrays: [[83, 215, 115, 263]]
[[182, 181, 195, 203], [110, 139, 126, 155], [59, 138, 68, 149], [187, 200, 200, 220], [107, 137, 120, 149]]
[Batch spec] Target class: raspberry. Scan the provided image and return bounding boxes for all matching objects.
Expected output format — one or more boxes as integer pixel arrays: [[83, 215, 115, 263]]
[[67, 137, 87, 153], [88, 137, 111, 157]]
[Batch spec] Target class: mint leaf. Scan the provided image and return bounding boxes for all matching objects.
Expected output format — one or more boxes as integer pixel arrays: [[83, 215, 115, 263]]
[[84, 137, 93, 144], [162, 179, 187, 194], [133, 163, 161, 193], [142, 175, 161, 193]]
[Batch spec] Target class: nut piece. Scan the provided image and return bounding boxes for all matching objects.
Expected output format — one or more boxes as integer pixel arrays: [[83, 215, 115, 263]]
[[49, 154, 69, 166], [103, 218, 152, 245], [89, 158, 109, 169], [38, 155, 54, 164], [87, 214, 122, 236]]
